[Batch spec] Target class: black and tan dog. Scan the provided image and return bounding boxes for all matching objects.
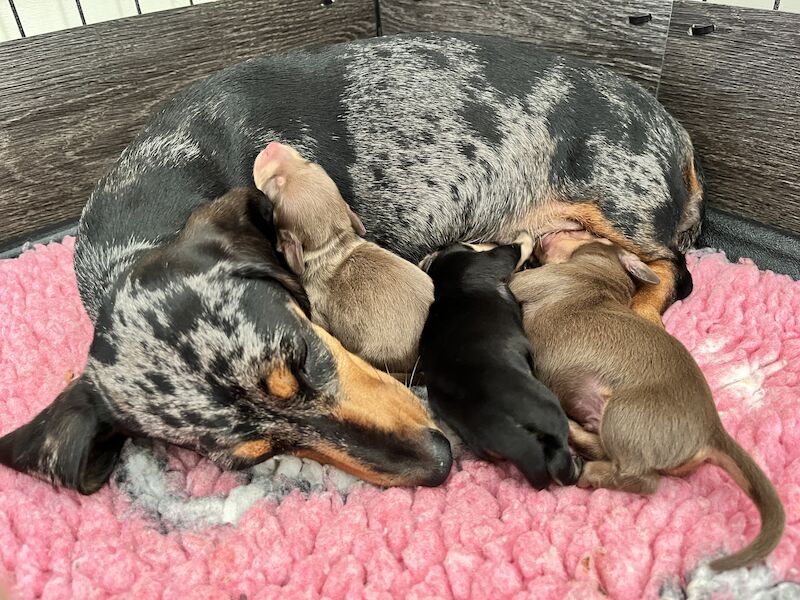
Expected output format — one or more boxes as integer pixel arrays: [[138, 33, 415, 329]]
[[0, 33, 703, 493]]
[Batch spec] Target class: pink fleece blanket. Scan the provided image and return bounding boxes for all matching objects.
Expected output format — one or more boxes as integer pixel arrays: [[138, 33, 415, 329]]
[[0, 237, 798, 600]]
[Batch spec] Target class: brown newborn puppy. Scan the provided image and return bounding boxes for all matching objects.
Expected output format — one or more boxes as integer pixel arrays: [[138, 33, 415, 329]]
[[253, 142, 433, 373], [509, 233, 785, 571]]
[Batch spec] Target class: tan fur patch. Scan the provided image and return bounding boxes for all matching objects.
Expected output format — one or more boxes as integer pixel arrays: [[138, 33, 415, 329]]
[[630, 259, 676, 327], [553, 203, 643, 253], [294, 444, 404, 487], [706, 447, 754, 495], [569, 420, 607, 461], [498, 200, 646, 255], [663, 448, 709, 477], [288, 302, 307, 320], [308, 322, 433, 433], [684, 162, 702, 201], [266, 364, 299, 399], [232, 440, 272, 460]]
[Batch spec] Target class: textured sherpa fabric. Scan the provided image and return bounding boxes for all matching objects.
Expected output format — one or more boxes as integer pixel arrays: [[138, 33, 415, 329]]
[[0, 237, 798, 600]]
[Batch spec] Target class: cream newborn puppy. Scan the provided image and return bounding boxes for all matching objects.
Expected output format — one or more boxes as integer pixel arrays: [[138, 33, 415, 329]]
[[253, 142, 433, 373]]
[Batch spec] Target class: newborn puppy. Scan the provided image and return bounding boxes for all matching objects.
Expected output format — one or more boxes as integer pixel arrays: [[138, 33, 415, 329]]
[[510, 233, 785, 571], [418, 236, 580, 489], [253, 142, 433, 373]]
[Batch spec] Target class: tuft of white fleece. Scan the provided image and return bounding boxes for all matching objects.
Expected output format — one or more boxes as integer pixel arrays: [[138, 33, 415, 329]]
[[659, 564, 800, 599], [114, 385, 464, 531], [117, 442, 360, 529]]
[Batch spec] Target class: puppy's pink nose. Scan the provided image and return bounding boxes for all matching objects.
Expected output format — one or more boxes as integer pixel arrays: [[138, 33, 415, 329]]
[[254, 142, 284, 171], [263, 141, 284, 160], [253, 142, 288, 190]]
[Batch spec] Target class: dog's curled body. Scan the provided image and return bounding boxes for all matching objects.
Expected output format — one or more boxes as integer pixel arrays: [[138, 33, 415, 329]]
[[0, 33, 704, 494]]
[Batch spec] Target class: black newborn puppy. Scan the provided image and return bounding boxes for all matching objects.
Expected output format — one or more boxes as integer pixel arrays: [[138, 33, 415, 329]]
[[419, 234, 580, 489]]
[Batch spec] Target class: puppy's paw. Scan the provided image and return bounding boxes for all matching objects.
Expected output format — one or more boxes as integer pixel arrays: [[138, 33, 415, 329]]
[[463, 242, 498, 252], [545, 446, 583, 486], [512, 230, 534, 249], [512, 232, 534, 270]]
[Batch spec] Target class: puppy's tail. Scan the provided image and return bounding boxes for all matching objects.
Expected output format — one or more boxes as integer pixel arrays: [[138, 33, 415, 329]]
[[706, 431, 785, 571]]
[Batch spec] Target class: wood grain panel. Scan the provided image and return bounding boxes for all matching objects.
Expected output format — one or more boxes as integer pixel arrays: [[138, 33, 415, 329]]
[[0, 0, 374, 249], [380, 0, 673, 90], [658, 1, 800, 234]]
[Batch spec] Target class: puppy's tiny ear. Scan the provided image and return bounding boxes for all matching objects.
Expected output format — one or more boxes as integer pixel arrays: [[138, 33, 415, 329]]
[[346, 205, 367, 236], [0, 377, 126, 495], [279, 230, 305, 275], [618, 250, 660, 285]]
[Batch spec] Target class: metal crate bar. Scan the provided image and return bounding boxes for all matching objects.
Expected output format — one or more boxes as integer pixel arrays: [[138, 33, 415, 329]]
[[74, 0, 87, 25], [7, 0, 25, 37]]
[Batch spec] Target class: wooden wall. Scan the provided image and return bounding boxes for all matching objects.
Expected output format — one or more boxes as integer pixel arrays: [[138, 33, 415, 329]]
[[0, 0, 375, 250], [381, 0, 673, 92], [1, 0, 798, 251], [658, 1, 800, 235]]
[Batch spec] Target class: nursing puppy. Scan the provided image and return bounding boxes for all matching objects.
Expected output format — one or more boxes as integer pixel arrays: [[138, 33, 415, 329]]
[[510, 233, 785, 570], [253, 142, 433, 373], [419, 236, 580, 489]]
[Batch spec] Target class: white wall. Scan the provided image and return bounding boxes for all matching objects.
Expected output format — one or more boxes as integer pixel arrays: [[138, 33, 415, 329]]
[[0, 0, 218, 42], [702, 0, 800, 13], [1, 0, 798, 43]]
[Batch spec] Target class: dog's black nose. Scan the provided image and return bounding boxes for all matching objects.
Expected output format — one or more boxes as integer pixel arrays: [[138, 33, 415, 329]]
[[419, 429, 453, 487]]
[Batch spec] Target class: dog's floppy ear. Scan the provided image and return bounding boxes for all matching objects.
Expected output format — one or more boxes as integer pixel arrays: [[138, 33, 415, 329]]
[[618, 250, 660, 285], [245, 188, 280, 247], [0, 377, 126, 495], [230, 260, 311, 316], [346, 205, 367, 236], [278, 229, 305, 275]]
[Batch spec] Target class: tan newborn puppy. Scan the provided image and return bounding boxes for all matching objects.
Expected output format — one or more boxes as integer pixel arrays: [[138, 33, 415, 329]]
[[253, 142, 433, 373], [509, 232, 785, 571]]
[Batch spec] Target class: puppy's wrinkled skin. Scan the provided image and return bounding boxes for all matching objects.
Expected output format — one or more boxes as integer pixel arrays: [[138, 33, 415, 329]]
[[420, 234, 579, 489], [0, 189, 452, 492], [253, 142, 433, 373], [0, 33, 702, 493], [510, 237, 785, 571]]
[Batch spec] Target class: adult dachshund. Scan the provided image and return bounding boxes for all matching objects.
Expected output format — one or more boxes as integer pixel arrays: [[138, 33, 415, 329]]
[[0, 33, 703, 493]]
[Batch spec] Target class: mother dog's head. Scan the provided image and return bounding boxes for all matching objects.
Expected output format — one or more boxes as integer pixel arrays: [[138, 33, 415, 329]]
[[0, 188, 451, 494]]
